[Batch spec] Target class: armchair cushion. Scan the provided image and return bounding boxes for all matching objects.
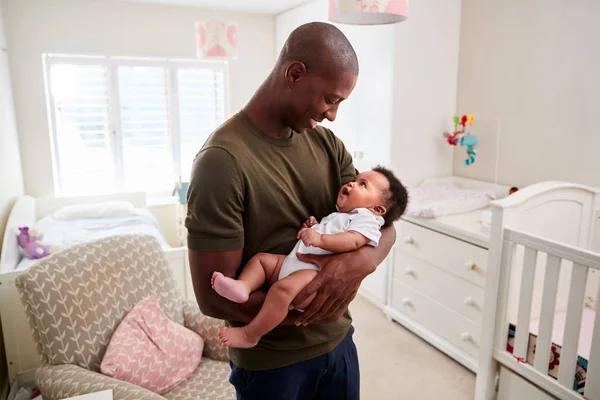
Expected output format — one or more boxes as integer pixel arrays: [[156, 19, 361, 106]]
[[36, 363, 164, 400], [101, 296, 204, 394], [15, 235, 183, 372], [162, 358, 235, 400], [182, 300, 228, 362]]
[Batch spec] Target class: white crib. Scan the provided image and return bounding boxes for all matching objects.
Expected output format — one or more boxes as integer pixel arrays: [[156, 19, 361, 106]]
[[476, 182, 600, 399]]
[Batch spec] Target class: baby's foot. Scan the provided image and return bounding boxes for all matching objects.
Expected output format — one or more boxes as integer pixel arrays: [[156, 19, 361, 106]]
[[211, 272, 250, 303], [218, 326, 259, 349]]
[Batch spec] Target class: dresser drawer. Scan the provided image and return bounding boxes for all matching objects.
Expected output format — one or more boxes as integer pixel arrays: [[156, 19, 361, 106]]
[[397, 220, 488, 287], [391, 279, 481, 358], [394, 253, 484, 324]]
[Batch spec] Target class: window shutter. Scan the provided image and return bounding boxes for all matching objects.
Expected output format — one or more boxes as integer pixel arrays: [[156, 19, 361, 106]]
[[117, 66, 173, 195], [177, 67, 226, 181], [46, 56, 228, 198], [49, 63, 115, 196]]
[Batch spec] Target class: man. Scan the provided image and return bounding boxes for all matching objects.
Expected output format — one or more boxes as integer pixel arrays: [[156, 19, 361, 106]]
[[185, 22, 396, 399]]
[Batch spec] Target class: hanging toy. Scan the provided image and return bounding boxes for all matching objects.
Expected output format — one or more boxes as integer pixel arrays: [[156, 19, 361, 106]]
[[459, 135, 478, 165], [442, 114, 478, 166]]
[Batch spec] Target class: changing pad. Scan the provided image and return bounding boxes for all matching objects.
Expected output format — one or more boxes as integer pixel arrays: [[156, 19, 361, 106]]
[[406, 184, 496, 218]]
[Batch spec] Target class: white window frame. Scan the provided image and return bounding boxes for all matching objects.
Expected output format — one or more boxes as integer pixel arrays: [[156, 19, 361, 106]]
[[43, 53, 230, 198]]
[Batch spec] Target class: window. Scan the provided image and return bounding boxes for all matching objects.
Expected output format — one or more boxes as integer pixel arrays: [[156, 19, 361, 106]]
[[44, 54, 227, 197]]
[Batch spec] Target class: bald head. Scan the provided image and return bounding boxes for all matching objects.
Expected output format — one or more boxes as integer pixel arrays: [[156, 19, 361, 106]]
[[276, 22, 359, 77]]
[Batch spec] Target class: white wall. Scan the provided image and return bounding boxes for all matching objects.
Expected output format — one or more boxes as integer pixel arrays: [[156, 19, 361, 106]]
[[2, 0, 275, 197], [0, 4, 23, 386], [0, 3, 24, 251], [454, 0, 600, 189], [390, 0, 462, 188]]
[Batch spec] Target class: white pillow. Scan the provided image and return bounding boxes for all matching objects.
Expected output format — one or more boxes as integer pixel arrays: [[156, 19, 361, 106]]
[[52, 201, 135, 220]]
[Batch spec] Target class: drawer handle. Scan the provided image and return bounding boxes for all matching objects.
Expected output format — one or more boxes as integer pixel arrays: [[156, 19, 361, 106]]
[[464, 261, 476, 271], [464, 297, 475, 307], [404, 267, 414, 276], [461, 332, 472, 342], [401, 298, 413, 306], [404, 236, 414, 245]]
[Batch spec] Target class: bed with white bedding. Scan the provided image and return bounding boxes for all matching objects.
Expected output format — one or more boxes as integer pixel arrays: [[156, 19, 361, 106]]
[[14, 208, 170, 271], [0, 193, 192, 383]]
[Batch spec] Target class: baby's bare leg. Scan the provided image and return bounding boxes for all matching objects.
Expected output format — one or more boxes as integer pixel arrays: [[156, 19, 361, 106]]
[[212, 253, 285, 303], [218, 269, 318, 348]]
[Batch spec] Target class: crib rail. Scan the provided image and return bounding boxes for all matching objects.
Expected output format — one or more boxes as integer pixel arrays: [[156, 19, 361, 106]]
[[495, 228, 600, 399]]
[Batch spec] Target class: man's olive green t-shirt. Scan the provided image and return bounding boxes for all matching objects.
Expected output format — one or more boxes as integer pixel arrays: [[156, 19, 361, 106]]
[[185, 111, 357, 371]]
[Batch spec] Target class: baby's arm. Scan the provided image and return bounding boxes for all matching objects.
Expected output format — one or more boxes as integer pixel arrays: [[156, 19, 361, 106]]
[[297, 228, 370, 253], [301, 216, 318, 229]]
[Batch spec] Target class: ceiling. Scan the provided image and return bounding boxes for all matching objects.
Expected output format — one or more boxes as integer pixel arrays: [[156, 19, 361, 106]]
[[117, 0, 315, 14]]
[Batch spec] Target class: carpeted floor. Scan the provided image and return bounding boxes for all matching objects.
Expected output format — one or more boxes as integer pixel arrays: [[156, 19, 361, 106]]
[[350, 295, 476, 400]]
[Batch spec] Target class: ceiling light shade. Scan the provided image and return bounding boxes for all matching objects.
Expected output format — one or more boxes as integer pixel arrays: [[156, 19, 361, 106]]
[[195, 21, 238, 59], [328, 0, 408, 25]]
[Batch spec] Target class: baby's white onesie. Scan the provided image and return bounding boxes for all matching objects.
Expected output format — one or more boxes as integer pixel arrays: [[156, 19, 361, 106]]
[[278, 208, 385, 280]]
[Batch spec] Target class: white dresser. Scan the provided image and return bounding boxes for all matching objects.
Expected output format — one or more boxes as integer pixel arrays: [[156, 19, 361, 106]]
[[383, 177, 510, 373]]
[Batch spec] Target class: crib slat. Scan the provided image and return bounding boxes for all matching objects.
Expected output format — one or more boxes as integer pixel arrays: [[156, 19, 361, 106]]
[[514, 247, 538, 359], [494, 240, 516, 350], [533, 254, 561, 373], [584, 282, 600, 400], [557, 263, 588, 387]]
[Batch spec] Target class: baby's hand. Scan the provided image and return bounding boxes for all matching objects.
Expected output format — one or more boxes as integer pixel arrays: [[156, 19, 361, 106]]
[[297, 228, 322, 248], [301, 216, 318, 229]]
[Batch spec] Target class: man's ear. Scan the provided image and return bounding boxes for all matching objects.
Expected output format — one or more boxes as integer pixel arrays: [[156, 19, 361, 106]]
[[373, 205, 387, 216], [285, 61, 307, 87]]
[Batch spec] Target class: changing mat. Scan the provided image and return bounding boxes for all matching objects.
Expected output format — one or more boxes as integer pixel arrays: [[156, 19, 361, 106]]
[[406, 184, 496, 218]]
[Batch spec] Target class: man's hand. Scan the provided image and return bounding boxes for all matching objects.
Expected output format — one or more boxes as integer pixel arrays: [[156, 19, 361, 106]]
[[297, 227, 323, 248], [290, 251, 373, 326], [301, 216, 318, 229]]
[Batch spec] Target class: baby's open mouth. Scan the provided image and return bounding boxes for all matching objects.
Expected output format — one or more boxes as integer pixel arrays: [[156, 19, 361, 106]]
[[341, 186, 350, 195]]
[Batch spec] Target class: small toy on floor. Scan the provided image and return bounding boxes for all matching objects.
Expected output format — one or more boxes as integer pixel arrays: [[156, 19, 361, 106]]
[[17, 226, 62, 260], [443, 114, 478, 166]]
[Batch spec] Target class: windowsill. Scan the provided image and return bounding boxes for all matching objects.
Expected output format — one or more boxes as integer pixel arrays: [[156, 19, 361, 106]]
[[147, 196, 180, 207]]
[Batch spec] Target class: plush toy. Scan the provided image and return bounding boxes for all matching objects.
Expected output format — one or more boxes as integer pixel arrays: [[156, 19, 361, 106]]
[[443, 114, 478, 166], [459, 135, 478, 165], [17, 227, 62, 260]]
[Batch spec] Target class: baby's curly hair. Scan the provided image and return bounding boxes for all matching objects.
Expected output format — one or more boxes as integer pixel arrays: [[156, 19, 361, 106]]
[[372, 166, 409, 227]]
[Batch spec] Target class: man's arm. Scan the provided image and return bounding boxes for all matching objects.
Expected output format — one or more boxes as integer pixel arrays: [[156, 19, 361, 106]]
[[189, 249, 302, 324], [354, 224, 396, 274]]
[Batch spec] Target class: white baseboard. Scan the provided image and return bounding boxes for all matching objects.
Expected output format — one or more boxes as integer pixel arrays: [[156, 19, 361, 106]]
[[357, 288, 386, 309], [383, 305, 478, 373]]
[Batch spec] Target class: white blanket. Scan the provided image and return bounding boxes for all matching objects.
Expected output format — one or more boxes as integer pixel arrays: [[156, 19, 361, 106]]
[[16, 208, 170, 270], [406, 184, 496, 218]]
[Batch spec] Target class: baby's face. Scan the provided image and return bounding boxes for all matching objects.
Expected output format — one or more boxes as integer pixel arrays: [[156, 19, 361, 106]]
[[336, 171, 389, 215]]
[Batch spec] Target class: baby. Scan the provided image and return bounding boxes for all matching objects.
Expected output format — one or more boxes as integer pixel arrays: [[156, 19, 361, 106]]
[[211, 166, 408, 348]]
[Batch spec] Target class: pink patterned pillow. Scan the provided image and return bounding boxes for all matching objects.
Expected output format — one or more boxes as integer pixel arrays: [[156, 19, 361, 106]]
[[100, 296, 204, 394]]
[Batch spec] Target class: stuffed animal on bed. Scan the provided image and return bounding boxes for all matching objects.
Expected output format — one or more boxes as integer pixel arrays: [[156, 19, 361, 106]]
[[17, 227, 62, 260]]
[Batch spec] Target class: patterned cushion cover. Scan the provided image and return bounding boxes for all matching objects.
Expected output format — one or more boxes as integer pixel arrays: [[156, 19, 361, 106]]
[[101, 296, 204, 394]]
